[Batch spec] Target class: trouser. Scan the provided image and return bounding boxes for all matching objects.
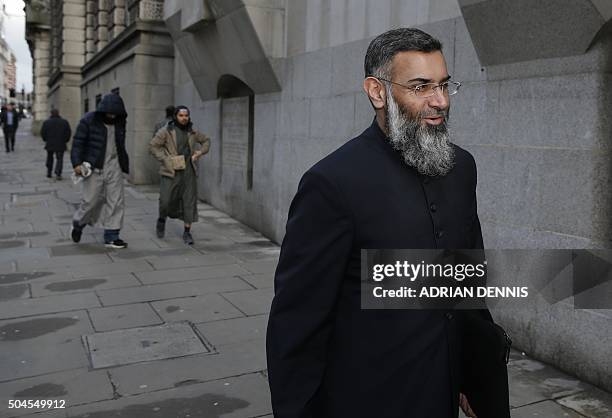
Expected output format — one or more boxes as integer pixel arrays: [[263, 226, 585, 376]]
[[46, 151, 64, 176], [73, 164, 125, 238], [4, 127, 15, 151]]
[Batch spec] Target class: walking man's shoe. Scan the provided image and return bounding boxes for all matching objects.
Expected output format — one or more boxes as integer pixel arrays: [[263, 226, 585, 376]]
[[183, 231, 194, 245], [71, 221, 83, 243], [47, 172, 52, 178], [156, 218, 165, 238], [56, 175, 63, 181], [105, 239, 128, 249]]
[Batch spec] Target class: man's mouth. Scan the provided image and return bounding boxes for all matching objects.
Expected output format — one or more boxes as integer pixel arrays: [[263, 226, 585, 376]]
[[422, 116, 445, 126]]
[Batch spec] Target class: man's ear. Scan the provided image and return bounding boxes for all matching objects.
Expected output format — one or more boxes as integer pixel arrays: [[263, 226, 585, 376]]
[[363, 77, 386, 110]]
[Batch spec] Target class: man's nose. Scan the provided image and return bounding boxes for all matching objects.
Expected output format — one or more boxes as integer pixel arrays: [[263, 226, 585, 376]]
[[426, 88, 449, 110]]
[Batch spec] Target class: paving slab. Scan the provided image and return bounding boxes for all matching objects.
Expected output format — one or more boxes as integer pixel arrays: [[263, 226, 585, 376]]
[[30, 274, 141, 297], [512, 400, 586, 417], [221, 288, 274, 316], [195, 315, 269, 347], [237, 260, 278, 275], [15, 254, 113, 272], [135, 264, 250, 285], [146, 253, 240, 271], [0, 293, 101, 320], [238, 274, 274, 289], [109, 339, 266, 396], [63, 373, 272, 418], [84, 322, 212, 369], [97, 277, 252, 306], [0, 368, 113, 417], [151, 294, 245, 323], [0, 311, 93, 381], [0, 283, 30, 301], [508, 356, 588, 408], [88, 303, 163, 332], [557, 387, 612, 418]]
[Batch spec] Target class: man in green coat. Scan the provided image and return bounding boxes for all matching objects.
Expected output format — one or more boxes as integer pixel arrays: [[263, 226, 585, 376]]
[[149, 106, 210, 244]]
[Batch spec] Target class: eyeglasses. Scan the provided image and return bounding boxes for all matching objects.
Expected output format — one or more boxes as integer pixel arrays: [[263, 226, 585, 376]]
[[376, 78, 461, 98]]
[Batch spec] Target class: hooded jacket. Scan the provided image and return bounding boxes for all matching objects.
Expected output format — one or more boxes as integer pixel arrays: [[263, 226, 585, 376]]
[[71, 94, 129, 173]]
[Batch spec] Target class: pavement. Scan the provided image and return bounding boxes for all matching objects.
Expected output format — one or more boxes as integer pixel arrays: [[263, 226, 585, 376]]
[[0, 120, 611, 418]]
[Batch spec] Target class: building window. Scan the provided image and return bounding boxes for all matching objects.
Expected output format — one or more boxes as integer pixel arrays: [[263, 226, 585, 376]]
[[95, 94, 102, 108], [84, 98, 89, 113]]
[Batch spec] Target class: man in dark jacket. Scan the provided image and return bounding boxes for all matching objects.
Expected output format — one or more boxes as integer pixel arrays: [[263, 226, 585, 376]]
[[70, 93, 130, 249], [41, 109, 71, 179], [1, 103, 20, 153], [266, 28, 510, 418]]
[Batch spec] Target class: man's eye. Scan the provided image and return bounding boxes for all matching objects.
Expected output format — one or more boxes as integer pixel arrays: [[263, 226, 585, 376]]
[[414, 85, 425, 92]]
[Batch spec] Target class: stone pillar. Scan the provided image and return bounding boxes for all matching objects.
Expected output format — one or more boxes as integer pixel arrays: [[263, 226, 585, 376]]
[[85, 0, 96, 60], [31, 30, 51, 134], [96, 0, 109, 50], [109, 0, 126, 39], [62, 0, 86, 67]]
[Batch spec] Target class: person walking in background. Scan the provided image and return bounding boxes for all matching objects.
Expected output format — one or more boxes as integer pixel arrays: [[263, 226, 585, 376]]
[[154, 105, 175, 136], [41, 109, 72, 180], [1, 103, 20, 153], [70, 93, 130, 249], [149, 106, 210, 245]]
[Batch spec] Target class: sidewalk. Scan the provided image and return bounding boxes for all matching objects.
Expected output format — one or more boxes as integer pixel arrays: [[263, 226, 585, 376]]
[[0, 120, 611, 418]]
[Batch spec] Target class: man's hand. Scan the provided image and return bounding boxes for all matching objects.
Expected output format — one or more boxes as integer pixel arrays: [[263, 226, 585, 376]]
[[191, 150, 202, 161], [460, 393, 477, 418], [74, 165, 82, 176]]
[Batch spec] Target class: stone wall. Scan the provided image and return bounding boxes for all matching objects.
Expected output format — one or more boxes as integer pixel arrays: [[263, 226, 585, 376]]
[[171, 0, 612, 391]]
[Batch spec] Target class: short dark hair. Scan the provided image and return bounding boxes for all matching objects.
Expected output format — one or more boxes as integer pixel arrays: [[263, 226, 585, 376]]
[[364, 28, 442, 79], [165, 105, 175, 118], [50, 109, 59, 117]]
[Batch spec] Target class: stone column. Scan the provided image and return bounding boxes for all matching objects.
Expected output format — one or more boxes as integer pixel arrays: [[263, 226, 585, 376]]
[[96, 0, 109, 50], [85, 0, 96, 60], [109, 0, 126, 39], [62, 0, 86, 67], [31, 30, 51, 133]]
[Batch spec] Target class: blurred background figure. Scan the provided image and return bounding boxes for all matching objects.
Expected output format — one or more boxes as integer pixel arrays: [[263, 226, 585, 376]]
[[1, 103, 20, 152], [40, 108, 71, 180]]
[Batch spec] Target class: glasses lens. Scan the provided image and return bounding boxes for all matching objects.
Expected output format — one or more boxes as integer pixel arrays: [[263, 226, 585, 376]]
[[415, 84, 436, 98], [447, 82, 460, 96]]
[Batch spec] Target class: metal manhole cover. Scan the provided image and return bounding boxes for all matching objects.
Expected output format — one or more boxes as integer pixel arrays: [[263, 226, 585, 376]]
[[83, 322, 213, 369]]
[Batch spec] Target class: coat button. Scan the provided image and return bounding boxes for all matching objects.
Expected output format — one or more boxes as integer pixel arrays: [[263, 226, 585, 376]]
[[445, 312, 454, 320], [430, 203, 437, 212], [436, 230, 445, 239]]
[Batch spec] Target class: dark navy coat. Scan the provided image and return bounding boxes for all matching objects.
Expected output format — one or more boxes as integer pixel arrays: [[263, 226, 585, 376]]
[[41, 116, 71, 152], [71, 94, 129, 173], [267, 120, 509, 418]]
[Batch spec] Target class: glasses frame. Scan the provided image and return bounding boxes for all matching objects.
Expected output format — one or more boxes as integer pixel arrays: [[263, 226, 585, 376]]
[[375, 77, 462, 98]]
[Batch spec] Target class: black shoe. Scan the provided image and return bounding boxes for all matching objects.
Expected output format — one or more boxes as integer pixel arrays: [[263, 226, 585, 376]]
[[105, 239, 128, 249], [156, 219, 165, 238], [56, 175, 62, 181], [183, 231, 194, 245], [71, 222, 83, 243], [46, 173, 52, 178]]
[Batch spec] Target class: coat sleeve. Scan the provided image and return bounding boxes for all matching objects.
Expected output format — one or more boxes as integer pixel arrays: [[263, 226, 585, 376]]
[[70, 119, 89, 167], [40, 121, 48, 142], [195, 132, 210, 155], [65, 121, 72, 143], [149, 129, 169, 162], [266, 170, 353, 418]]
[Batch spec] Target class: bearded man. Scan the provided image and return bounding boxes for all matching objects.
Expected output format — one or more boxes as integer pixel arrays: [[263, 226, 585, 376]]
[[266, 28, 510, 418]]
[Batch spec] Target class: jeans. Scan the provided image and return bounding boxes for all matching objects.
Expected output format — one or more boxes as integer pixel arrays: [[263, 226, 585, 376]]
[[103, 229, 120, 242], [4, 127, 15, 151]]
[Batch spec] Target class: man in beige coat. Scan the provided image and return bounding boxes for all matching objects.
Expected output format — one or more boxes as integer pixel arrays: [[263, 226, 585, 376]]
[[149, 106, 210, 244]]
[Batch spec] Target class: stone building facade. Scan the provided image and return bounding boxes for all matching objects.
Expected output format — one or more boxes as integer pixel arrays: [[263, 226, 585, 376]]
[[25, 0, 612, 392], [26, 0, 172, 183]]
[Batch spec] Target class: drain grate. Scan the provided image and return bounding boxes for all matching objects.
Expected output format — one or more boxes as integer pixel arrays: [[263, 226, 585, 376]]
[[83, 321, 214, 369]]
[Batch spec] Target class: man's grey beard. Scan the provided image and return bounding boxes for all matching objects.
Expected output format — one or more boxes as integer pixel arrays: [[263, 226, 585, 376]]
[[385, 87, 454, 177]]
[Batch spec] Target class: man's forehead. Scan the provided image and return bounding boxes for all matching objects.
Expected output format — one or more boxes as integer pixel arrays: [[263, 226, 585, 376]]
[[390, 50, 448, 80]]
